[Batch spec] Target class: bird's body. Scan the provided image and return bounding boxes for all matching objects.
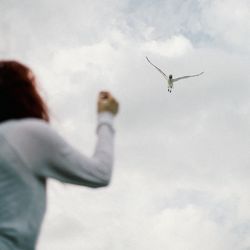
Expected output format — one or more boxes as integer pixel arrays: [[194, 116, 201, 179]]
[[146, 57, 204, 93], [168, 78, 174, 91]]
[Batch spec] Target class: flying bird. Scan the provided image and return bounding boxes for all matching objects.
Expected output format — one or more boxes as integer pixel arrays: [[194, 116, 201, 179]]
[[146, 57, 204, 93]]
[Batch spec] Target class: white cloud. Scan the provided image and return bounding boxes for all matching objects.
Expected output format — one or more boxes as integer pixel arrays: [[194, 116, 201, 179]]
[[200, 0, 250, 52], [1, 0, 250, 249], [142, 35, 193, 57]]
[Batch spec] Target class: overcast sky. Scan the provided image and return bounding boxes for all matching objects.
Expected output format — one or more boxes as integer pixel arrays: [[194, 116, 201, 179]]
[[1, 0, 250, 249]]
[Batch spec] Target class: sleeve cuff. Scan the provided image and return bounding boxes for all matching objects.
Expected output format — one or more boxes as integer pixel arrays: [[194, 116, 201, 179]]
[[97, 112, 115, 133]]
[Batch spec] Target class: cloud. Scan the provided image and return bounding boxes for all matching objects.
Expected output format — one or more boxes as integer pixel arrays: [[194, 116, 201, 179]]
[[1, 0, 250, 249], [142, 35, 193, 57], [200, 0, 250, 52]]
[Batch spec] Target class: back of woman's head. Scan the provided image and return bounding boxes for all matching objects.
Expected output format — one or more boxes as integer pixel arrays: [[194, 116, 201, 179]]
[[0, 60, 49, 123]]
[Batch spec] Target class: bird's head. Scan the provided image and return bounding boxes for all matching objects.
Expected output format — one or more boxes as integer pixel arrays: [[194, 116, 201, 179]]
[[169, 74, 173, 79]]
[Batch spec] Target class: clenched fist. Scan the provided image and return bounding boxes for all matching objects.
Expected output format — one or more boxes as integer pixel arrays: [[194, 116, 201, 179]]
[[97, 91, 119, 116]]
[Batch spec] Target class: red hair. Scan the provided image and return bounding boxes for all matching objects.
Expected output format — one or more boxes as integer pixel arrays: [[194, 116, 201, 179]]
[[0, 60, 49, 123]]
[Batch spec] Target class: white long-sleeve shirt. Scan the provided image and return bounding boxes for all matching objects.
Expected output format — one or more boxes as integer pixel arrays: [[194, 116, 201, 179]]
[[0, 112, 115, 250]]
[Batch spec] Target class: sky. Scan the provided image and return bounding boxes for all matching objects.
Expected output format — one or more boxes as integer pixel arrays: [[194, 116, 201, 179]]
[[1, 0, 250, 249]]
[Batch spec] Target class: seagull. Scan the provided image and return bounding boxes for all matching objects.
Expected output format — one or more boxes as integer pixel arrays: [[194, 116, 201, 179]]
[[146, 56, 204, 93]]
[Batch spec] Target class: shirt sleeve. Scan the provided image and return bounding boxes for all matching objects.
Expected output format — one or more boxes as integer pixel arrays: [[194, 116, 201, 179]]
[[29, 112, 115, 187]]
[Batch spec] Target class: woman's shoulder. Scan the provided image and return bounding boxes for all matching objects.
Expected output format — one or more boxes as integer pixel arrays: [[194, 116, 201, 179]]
[[20, 118, 59, 138], [0, 118, 57, 140], [0, 118, 49, 130], [18, 118, 50, 129], [1, 118, 68, 155]]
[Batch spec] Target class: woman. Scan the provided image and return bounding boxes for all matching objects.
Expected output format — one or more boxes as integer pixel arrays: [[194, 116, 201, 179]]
[[0, 60, 119, 250]]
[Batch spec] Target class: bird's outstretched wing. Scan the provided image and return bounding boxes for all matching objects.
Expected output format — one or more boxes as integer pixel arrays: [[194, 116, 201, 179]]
[[146, 57, 168, 80], [173, 72, 204, 83]]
